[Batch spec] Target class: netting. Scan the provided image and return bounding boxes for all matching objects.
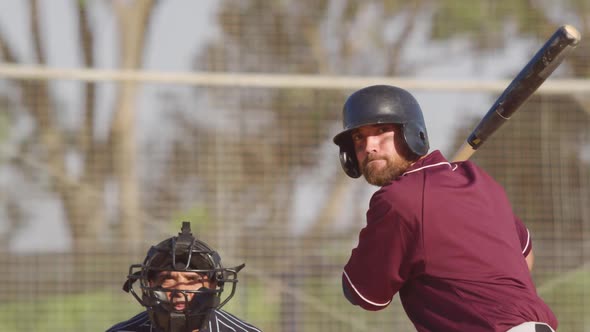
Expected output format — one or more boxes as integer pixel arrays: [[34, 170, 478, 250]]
[[0, 1, 589, 331]]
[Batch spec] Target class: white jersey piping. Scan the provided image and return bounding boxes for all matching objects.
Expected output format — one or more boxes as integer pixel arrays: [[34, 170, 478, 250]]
[[343, 270, 391, 307], [402, 161, 454, 176], [522, 228, 531, 255]]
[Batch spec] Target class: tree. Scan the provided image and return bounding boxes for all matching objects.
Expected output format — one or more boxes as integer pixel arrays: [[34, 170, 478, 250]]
[[0, 0, 156, 257], [151, 1, 430, 330], [160, 0, 589, 330]]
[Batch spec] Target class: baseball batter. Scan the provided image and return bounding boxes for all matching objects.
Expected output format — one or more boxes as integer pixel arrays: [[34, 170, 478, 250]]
[[333, 85, 557, 332]]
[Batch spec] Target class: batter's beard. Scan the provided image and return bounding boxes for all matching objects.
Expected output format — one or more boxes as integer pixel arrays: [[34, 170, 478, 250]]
[[361, 155, 412, 187]]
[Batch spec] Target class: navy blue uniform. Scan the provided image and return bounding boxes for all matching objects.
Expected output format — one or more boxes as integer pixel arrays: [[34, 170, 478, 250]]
[[106, 309, 262, 332]]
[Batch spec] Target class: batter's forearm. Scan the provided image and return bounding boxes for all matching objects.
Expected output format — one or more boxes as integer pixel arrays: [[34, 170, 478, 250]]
[[525, 250, 534, 272]]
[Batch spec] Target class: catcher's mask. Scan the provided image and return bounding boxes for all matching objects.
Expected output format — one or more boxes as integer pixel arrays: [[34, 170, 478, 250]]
[[333, 85, 429, 178], [123, 222, 245, 332]]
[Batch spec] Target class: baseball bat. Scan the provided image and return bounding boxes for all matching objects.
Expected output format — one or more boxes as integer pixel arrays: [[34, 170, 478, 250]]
[[452, 24, 581, 162]]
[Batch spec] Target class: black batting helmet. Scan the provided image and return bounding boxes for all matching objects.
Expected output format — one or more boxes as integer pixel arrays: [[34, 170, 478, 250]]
[[123, 222, 244, 332], [333, 85, 429, 178]]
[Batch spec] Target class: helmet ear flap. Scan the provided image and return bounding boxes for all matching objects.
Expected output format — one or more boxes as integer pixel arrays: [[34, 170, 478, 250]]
[[339, 145, 361, 178], [402, 122, 429, 157]]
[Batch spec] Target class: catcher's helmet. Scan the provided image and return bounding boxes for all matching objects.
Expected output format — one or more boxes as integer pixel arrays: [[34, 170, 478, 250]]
[[333, 85, 429, 178], [123, 222, 244, 332]]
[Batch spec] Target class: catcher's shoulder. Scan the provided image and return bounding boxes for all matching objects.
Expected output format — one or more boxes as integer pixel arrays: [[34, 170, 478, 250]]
[[105, 311, 150, 332], [213, 309, 264, 331]]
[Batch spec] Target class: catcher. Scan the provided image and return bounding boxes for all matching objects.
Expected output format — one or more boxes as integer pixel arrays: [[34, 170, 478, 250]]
[[106, 222, 262, 332]]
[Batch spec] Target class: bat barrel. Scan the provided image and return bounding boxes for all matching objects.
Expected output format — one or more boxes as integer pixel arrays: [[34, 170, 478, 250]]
[[563, 24, 581, 45], [461, 24, 581, 155]]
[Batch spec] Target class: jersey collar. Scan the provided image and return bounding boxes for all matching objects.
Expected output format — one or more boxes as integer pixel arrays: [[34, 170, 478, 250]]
[[401, 150, 455, 176]]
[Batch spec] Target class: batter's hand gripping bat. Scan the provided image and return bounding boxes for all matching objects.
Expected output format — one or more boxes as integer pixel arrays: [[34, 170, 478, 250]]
[[452, 24, 581, 162]]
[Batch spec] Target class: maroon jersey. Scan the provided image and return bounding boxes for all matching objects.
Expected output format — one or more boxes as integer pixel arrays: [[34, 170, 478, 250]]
[[342, 150, 557, 332]]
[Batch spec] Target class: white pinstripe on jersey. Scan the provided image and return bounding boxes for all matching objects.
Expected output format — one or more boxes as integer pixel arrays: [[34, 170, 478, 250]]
[[106, 309, 262, 332]]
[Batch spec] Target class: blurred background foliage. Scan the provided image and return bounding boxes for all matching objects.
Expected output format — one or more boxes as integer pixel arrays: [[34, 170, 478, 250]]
[[0, 0, 588, 331]]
